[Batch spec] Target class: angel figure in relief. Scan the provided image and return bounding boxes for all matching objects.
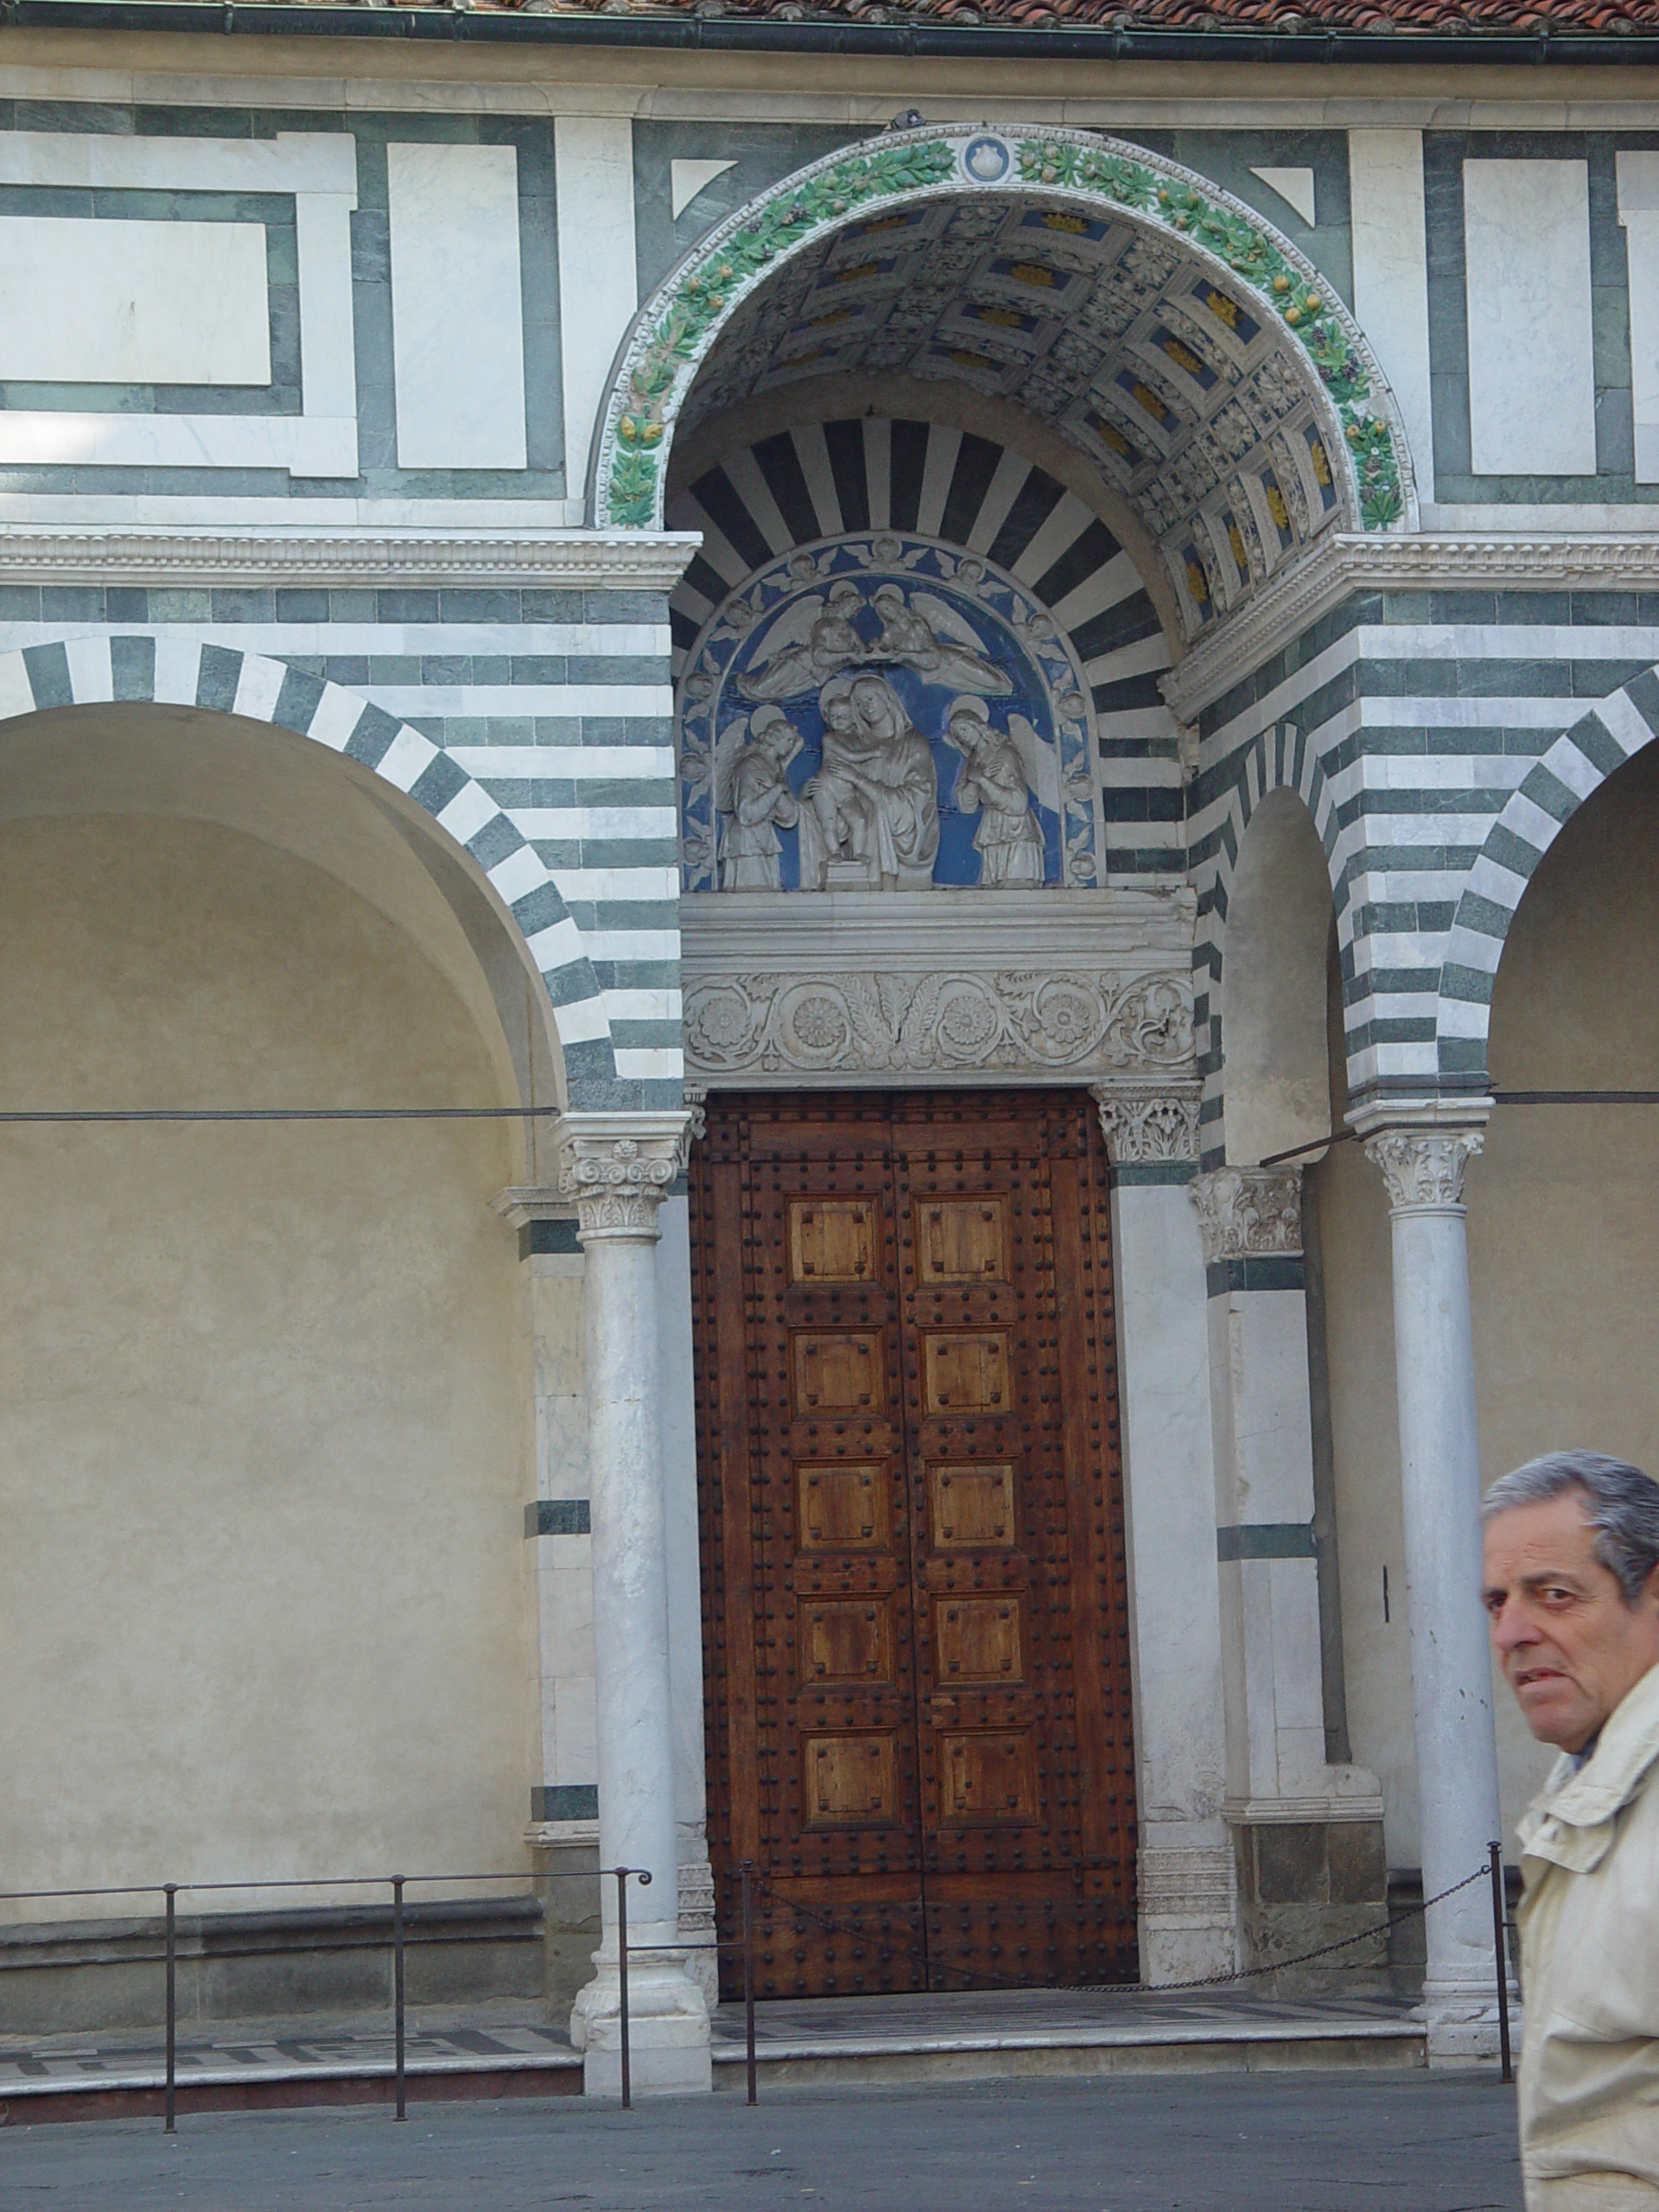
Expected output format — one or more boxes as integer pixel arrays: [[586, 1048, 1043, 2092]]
[[715, 706, 803, 891], [870, 582, 1013, 696], [944, 696, 1052, 888], [733, 581, 867, 702]]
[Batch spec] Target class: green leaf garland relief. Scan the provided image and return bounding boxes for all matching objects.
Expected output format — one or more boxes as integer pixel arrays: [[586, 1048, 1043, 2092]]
[[603, 133, 1400, 538]]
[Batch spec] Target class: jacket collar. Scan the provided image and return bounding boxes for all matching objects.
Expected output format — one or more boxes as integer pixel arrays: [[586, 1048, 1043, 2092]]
[[1526, 1659, 1659, 1843]]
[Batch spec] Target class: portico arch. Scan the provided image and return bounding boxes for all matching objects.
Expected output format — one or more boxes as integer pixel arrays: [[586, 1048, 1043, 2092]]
[[595, 124, 1415, 639], [0, 638, 617, 1112]]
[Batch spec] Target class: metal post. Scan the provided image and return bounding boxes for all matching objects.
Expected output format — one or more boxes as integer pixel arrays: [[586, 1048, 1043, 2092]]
[[392, 1875, 407, 2121], [1489, 1841, 1513, 2084], [163, 1885, 177, 2134], [741, 1862, 757, 2107], [615, 1866, 632, 2112]]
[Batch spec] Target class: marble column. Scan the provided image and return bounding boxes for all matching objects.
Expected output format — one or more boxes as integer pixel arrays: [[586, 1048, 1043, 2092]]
[[1094, 1084, 1236, 1982], [1360, 1106, 1504, 2063], [558, 1110, 711, 2098], [1189, 1165, 1384, 1968]]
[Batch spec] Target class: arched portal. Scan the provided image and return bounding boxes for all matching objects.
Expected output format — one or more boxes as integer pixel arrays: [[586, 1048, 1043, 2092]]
[[596, 125, 1415, 638]]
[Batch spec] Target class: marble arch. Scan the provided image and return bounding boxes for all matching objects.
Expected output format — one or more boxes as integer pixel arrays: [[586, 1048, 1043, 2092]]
[[1438, 664, 1659, 1081], [0, 638, 617, 1109], [594, 124, 1416, 636]]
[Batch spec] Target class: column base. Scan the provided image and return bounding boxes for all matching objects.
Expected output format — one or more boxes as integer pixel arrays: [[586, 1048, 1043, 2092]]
[[570, 1948, 712, 2098], [677, 1855, 719, 2011], [1416, 1985, 1521, 2068], [1138, 1844, 1238, 1986]]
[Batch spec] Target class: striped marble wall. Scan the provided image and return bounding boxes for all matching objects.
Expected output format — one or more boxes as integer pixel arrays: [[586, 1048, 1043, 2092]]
[[1187, 590, 1659, 1161], [665, 416, 1186, 880]]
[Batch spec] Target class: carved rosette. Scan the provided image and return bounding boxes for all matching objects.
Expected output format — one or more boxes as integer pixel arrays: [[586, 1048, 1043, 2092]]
[[1092, 1084, 1202, 1166], [556, 1113, 696, 1243], [1363, 1128, 1484, 1214], [1189, 1166, 1304, 1264]]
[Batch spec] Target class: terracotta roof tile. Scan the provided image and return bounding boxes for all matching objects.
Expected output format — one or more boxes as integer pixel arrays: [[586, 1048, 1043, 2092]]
[[377, 0, 1659, 29]]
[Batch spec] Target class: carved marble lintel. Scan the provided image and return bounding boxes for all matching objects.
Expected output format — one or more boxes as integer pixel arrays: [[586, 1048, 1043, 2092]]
[[556, 1112, 695, 1242], [1189, 1166, 1304, 1264], [684, 969, 1193, 1084], [1092, 1083, 1202, 1166], [1363, 1127, 1484, 1214]]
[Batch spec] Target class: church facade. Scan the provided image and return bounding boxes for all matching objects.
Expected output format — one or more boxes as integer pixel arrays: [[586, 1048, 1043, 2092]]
[[3, 0, 1659, 2089]]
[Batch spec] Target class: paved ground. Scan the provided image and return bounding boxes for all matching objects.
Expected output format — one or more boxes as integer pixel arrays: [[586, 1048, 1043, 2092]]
[[0, 2072, 1522, 2209]]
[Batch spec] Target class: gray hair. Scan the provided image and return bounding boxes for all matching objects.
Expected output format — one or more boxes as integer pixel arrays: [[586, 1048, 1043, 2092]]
[[1484, 1452, 1659, 1605]]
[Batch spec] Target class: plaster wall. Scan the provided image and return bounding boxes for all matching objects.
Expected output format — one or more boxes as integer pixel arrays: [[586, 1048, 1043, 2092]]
[[1319, 738, 1659, 1866], [0, 812, 535, 1917]]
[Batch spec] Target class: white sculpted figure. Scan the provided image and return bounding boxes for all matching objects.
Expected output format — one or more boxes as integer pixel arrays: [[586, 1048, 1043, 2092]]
[[798, 673, 941, 891], [871, 583, 1013, 696], [733, 581, 866, 702], [944, 697, 1051, 888], [715, 706, 803, 891]]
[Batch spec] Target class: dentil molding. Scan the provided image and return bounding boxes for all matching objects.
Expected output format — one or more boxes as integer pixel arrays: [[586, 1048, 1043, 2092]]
[[1092, 1083, 1202, 1166], [0, 528, 702, 590], [1189, 1166, 1304, 1263], [1164, 531, 1659, 721], [555, 1111, 696, 1240]]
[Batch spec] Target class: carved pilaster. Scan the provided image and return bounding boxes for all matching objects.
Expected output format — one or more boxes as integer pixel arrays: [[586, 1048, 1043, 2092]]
[[1188, 1166, 1303, 1264], [1091, 1083, 1202, 1166], [1363, 1128, 1484, 1213], [556, 1111, 696, 1243]]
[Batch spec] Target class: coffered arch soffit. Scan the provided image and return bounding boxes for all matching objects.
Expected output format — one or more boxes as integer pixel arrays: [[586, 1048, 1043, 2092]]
[[595, 126, 1416, 643]]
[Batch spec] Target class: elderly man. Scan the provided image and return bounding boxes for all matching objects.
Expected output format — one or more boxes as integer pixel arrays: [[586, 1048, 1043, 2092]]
[[1483, 1452, 1659, 2209]]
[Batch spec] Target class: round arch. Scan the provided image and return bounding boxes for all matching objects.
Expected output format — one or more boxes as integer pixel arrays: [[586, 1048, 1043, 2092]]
[[594, 124, 1416, 633], [1194, 718, 1344, 1164], [1438, 668, 1659, 1080], [0, 636, 618, 1109]]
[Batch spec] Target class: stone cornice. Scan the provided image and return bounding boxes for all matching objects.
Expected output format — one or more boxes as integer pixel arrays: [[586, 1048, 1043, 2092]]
[[1165, 531, 1659, 721], [0, 528, 702, 591]]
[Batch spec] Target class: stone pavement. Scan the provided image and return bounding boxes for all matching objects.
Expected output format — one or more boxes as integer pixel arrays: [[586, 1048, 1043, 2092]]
[[0, 2072, 1523, 2209], [0, 1986, 1423, 2113]]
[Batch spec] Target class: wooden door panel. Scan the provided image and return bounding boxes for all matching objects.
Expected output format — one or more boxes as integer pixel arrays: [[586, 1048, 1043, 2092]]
[[693, 1090, 1137, 1999]]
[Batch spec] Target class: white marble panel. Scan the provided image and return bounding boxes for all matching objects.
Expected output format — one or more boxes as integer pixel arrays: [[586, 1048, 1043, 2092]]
[[1463, 159, 1597, 478], [0, 216, 269, 385], [0, 129, 357, 195], [554, 116, 639, 505], [0, 413, 356, 473], [295, 193, 358, 423], [387, 143, 526, 473], [1616, 153, 1659, 484], [1348, 130, 1434, 504]]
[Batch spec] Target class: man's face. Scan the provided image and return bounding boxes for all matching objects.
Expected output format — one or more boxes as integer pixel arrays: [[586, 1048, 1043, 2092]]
[[1483, 1491, 1659, 1751]]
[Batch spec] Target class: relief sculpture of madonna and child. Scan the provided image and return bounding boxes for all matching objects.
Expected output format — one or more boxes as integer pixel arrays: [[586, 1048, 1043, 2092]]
[[677, 534, 1103, 897]]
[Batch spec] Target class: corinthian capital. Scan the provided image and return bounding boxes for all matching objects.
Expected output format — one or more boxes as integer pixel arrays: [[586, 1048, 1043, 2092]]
[[556, 1110, 696, 1242], [1363, 1127, 1484, 1213], [1091, 1082, 1202, 1166], [1188, 1166, 1303, 1264]]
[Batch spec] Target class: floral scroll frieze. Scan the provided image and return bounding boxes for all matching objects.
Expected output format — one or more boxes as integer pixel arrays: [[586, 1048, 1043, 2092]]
[[683, 968, 1193, 1083]]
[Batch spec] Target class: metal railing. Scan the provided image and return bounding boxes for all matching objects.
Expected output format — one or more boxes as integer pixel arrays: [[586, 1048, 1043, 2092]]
[[1, 1841, 1519, 2123], [0, 1865, 652, 2125]]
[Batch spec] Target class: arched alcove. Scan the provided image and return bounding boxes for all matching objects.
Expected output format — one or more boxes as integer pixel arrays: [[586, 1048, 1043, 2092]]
[[0, 705, 545, 1919], [1218, 785, 1334, 1167]]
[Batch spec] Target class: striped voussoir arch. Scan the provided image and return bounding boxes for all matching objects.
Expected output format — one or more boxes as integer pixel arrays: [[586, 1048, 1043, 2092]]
[[1438, 660, 1659, 1079], [666, 418, 1183, 873], [0, 633, 620, 1107], [1192, 720, 1341, 1166]]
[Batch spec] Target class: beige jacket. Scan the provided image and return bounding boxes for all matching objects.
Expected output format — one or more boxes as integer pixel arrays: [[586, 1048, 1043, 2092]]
[[1516, 1658, 1659, 2209]]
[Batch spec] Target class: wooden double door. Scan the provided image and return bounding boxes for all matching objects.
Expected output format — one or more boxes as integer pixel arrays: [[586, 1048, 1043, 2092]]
[[690, 1090, 1137, 1998]]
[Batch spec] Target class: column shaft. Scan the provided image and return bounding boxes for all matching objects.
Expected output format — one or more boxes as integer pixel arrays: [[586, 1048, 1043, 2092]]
[[1366, 1120, 1503, 2040]]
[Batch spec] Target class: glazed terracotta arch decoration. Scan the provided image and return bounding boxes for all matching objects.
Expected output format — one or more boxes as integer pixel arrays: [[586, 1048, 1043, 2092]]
[[594, 125, 1416, 556]]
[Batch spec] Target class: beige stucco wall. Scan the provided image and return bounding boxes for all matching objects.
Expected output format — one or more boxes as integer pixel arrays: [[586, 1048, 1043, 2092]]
[[0, 810, 534, 1917], [1320, 740, 1659, 1866]]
